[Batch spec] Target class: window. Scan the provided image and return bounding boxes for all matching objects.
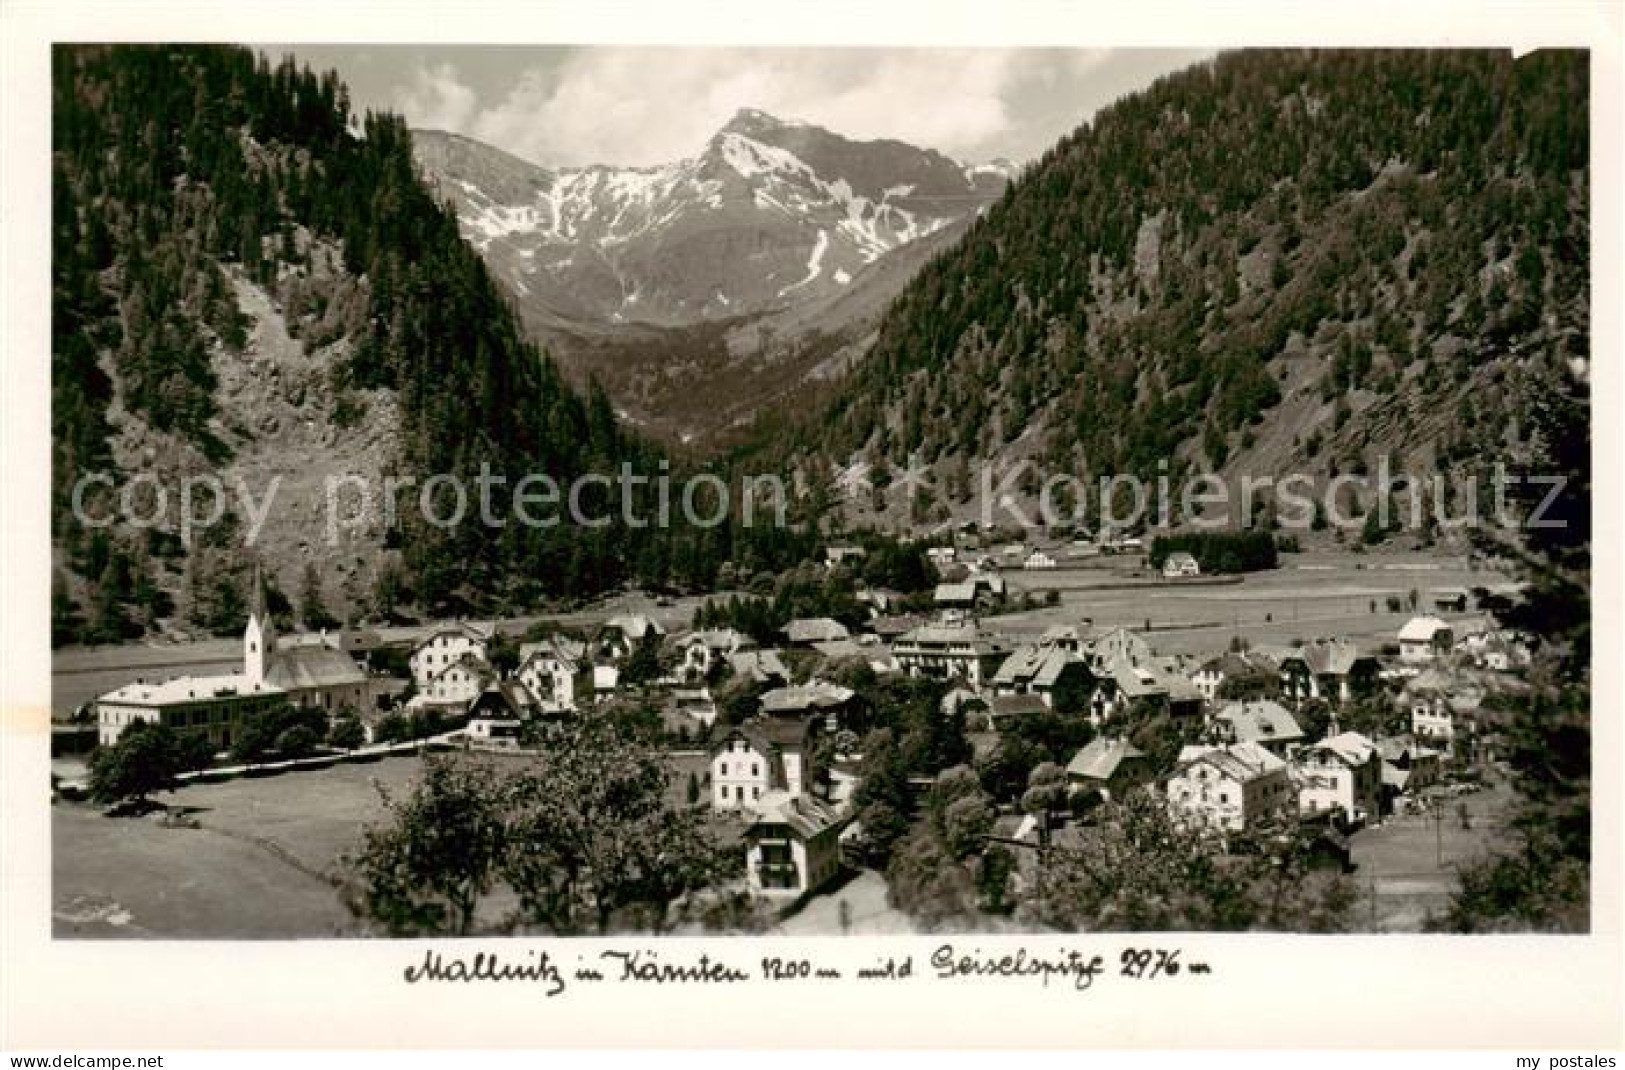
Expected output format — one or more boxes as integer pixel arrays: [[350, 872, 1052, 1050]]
[[720, 762, 728, 776], [752, 763, 759, 777], [753, 788, 761, 800]]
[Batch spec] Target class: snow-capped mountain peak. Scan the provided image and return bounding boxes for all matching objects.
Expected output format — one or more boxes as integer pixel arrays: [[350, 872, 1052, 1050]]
[[412, 111, 1010, 327]]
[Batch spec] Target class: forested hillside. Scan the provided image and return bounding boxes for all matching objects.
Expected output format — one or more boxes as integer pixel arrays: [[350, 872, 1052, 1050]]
[[52, 45, 810, 645], [752, 49, 1588, 531]]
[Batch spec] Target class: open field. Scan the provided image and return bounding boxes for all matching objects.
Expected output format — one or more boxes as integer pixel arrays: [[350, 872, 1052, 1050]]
[[53, 747, 728, 939], [992, 549, 1507, 656], [1347, 773, 1518, 931]]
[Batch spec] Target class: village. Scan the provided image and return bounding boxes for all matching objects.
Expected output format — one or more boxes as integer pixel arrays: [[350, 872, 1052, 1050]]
[[52, 528, 1534, 936]]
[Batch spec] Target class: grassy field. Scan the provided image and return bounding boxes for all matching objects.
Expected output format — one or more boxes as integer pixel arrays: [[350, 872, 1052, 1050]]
[[53, 746, 732, 939], [992, 549, 1507, 656], [1347, 773, 1518, 931]]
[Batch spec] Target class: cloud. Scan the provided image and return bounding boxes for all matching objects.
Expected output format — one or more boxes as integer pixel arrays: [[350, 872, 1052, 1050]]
[[392, 62, 478, 134], [468, 48, 1102, 168]]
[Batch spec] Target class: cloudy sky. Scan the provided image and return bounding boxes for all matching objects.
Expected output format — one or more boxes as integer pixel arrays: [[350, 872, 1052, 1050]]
[[270, 46, 1212, 169]]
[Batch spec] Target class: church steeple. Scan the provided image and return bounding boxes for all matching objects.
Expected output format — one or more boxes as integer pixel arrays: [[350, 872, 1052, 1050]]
[[244, 562, 277, 687]]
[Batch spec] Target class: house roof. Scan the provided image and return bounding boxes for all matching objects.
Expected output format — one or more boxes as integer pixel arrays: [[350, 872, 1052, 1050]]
[[1165, 552, 1199, 567], [784, 617, 850, 644], [1399, 616, 1452, 642], [1066, 737, 1146, 781], [98, 672, 283, 707], [428, 653, 493, 684], [760, 681, 854, 715], [811, 639, 869, 660], [606, 614, 665, 640], [1173, 741, 1285, 783], [519, 635, 589, 667], [990, 693, 1050, 720], [412, 621, 494, 653], [752, 792, 846, 840], [681, 628, 754, 654], [1294, 638, 1373, 676], [265, 646, 367, 691], [934, 581, 977, 603], [1310, 731, 1378, 767], [728, 649, 790, 683], [1215, 700, 1304, 746], [469, 680, 530, 720]]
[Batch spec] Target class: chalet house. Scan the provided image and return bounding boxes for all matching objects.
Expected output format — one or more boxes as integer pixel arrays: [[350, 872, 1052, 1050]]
[[1295, 731, 1382, 825], [744, 793, 847, 899], [926, 545, 957, 570], [1277, 640, 1378, 705], [1191, 650, 1280, 703], [988, 693, 1049, 731], [1023, 549, 1058, 570], [990, 644, 1095, 713], [1404, 668, 1483, 745], [465, 681, 527, 750], [1083, 627, 1155, 674], [1162, 552, 1201, 579], [727, 648, 792, 688], [597, 615, 666, 660], [1166, 742, 1293, 832], [517, 636, 591, 712], [1398, 616, 1455, 664], [1089, 653, 1201, 724], [1375, 736, 1443, 799], [783, 617, 850, 647], [893, 621, 1012, 689], [1065, 737, 1150, 799], [1212, 699, 1304, 756], [416, 653, 492, 710], [1038, 622, 1094, 654], [677, 628, 755, 682], [711, 721, 809, 812], [759, 680, 856, 734], [409, 622, 494, 688]]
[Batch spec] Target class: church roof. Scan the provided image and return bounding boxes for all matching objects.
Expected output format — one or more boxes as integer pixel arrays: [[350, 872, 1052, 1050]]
[[265, 646, 367, 691]]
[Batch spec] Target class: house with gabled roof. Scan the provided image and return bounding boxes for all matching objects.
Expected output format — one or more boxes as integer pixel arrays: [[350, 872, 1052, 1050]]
[[1398, 616, 1454, 663], [783, 617, 850, 647], [711, 720, 810, 812], [728, 648, 792, 688], [597, 614, 666, 660], [466, 680, 528, 749], [409, 621, 494, 688], [990, 644, 1095, 713], [1191, 649, 1280, 704], [1278, 639, 1379, 705], [759, 680, 856, 734], [1065, 736, 1149, 798], [677, 628, 755, 682], [415, 652, 493, 710], [893, 620, 1012, 689], [517, 635, 591, 712], [1166, 742, 1293, 832], [1295, 731, 1382, 825], [1213, 699, 1304, 756], [744, 793, 848, 899]]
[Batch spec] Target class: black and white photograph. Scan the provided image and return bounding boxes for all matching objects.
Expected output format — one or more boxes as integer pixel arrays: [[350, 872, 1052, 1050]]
[[3, 0, 1621, 1056]]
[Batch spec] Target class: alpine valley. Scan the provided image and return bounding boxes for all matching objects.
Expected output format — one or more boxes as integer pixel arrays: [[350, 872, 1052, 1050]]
[[412, 111, 1013, 444]]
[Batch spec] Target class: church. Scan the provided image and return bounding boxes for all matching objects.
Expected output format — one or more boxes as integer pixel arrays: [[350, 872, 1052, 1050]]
[[96, 567, 371, 750]]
